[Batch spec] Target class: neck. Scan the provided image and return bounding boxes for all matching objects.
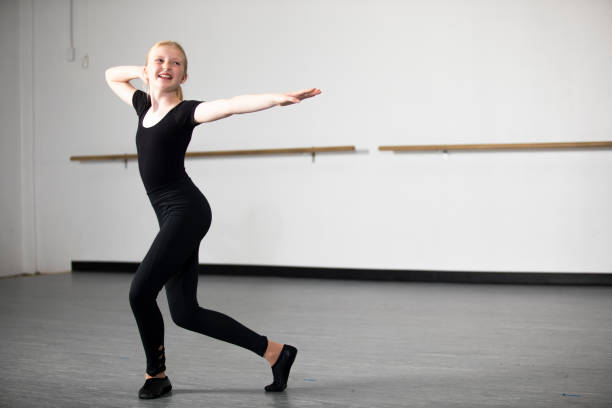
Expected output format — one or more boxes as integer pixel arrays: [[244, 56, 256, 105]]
[[149, 87, 181, 111]]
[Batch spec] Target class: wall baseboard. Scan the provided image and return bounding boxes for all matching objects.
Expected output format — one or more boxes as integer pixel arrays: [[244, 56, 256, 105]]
[[71, 261, 612, 285]]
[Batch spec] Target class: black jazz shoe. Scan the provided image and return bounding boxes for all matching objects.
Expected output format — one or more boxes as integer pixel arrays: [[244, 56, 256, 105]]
[[138, 376, 172, 399], [265, 345, 298, 392]]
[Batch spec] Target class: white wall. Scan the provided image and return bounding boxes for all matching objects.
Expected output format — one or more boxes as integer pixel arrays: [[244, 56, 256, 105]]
[[15, 0, 612, 274], [0, 0, 24, 277]]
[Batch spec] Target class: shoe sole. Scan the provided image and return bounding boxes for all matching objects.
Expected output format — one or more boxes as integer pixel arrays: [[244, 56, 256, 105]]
[[139, 385, 172, 399]]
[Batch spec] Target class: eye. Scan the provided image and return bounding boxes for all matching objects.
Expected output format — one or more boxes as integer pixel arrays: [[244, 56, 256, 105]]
[[173, 61, 181, 66]]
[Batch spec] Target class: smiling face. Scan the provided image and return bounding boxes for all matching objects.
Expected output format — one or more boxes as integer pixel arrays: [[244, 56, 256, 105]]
[[144, 44, 188, 95]]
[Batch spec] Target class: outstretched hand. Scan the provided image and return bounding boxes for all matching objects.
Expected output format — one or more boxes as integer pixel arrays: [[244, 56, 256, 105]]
[[277, 88, 322, 106]]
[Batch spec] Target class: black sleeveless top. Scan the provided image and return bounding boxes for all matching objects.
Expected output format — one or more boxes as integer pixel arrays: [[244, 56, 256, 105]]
[[132, 90, 202, 193]]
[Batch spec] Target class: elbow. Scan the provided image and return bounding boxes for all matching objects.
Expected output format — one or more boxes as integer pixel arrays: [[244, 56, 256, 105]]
[[222, 98, 236, 116], [104, 68, 113, 83], [104, 67, 122, 84], [216, 101, 234, 121]]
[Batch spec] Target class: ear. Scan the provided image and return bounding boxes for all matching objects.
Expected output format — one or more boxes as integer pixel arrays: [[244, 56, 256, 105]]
[[181, 72, 188, 84], [142, 66, 150, 85]]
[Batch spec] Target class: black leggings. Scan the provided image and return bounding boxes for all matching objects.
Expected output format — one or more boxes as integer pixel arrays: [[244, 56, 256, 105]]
[[129, 175, 268, 376]]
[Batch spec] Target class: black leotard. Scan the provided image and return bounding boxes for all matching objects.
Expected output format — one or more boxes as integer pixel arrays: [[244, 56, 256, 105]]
[[132, 89, 202, 193], [128, 89, 268, 377]]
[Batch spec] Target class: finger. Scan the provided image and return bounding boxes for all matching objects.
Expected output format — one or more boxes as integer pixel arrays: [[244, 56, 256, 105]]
[[303, 88, 319, 96], [304, 88, 321, 96], [295, 89, 319, 99], [292, 88, 316, 96], [299, 90, 320, 99]]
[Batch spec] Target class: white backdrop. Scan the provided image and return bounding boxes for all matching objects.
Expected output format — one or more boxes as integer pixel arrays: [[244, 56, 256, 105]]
[[6, 0, 612, 275]]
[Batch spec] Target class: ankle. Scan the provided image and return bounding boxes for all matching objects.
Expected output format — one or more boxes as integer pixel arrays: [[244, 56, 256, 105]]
[[264, 341, 284, 366], [145, 371, 166, 380]]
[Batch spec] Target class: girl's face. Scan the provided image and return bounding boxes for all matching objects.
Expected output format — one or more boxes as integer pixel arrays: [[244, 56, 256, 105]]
[[144, 45, 187, 93]]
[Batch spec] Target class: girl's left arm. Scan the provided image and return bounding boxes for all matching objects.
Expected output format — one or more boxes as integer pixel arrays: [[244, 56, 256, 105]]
[[194, 88, 321, 124]]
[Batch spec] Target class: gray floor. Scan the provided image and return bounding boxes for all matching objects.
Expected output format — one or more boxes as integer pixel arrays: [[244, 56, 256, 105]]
[[1, 272, 611, 408]]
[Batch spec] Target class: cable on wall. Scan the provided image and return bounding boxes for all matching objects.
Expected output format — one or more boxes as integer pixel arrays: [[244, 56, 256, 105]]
[[67, 0, 75, 62]]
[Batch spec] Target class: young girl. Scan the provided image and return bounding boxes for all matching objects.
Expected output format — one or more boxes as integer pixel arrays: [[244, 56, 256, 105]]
[[105, 40, 321, 399]]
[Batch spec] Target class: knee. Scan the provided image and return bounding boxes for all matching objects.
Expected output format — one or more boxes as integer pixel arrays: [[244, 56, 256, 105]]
[[169, 304, 195, 329], [129, 282, 152, 311]]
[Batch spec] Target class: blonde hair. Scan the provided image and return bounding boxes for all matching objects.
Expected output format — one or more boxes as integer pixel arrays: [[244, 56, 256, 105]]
[[145, 40, 188, 101]]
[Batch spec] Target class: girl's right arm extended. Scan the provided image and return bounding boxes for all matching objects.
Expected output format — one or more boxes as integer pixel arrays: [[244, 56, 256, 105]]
[[105, 66, 145, 105]]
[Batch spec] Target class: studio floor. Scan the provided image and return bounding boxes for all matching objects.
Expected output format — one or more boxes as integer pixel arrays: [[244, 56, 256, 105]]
[[0, 271, 611, 408]]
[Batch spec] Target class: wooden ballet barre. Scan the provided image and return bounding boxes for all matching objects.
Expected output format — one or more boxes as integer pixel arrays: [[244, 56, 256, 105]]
[[378, 141, 612, 152], [70, 153, 137, 161], [186, 145, 355, 157], [70, 145, 356, 162]]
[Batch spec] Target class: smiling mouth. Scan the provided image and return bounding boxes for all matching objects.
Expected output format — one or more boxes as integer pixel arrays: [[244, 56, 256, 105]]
[[158, 73, 172, 80]]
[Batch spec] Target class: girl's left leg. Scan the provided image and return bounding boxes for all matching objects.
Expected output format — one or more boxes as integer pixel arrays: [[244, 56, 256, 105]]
[[165, 243, 298, 392], [165, 244, 269, 356]]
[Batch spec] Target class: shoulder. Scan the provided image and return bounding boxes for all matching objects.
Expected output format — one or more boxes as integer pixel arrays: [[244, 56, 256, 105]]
[[177, 99, 205, 127], [132, 90, 150, 116], [181, 99, 203, 109]]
